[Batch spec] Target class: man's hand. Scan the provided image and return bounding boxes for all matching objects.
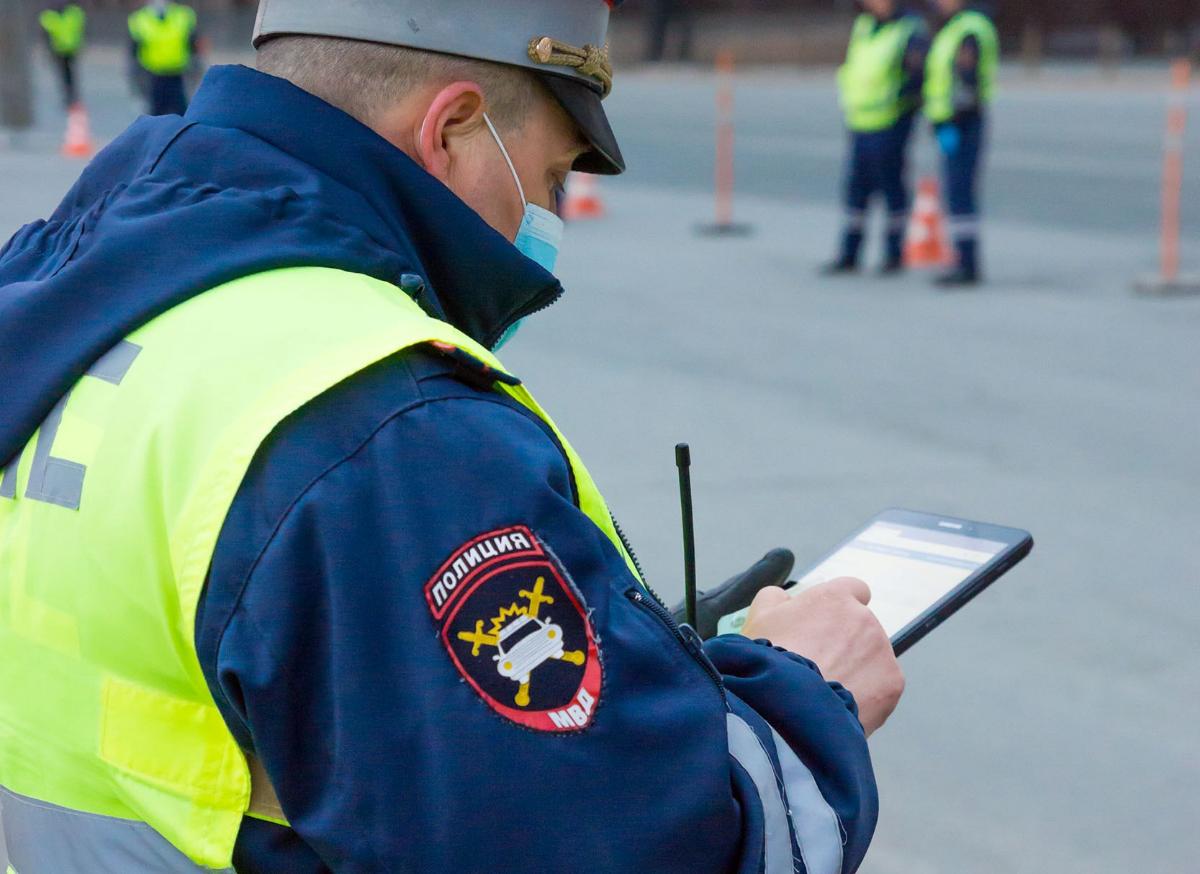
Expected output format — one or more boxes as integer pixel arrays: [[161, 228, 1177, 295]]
[[740, 578, 904, 736], [671, 548, 795, 639]]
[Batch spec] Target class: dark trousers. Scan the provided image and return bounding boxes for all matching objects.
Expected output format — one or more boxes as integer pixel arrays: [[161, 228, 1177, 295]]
[[940, 112, 986, 276], [55, 54, 78, 107], [837, 112, 916, 267], [646, 0, 694, 62], [148, 74, 188, 117]]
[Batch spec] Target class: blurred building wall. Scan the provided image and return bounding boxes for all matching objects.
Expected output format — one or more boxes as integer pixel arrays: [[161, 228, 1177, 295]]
[[621, 0, 1200, 61], [41, 0, 1200, 63]]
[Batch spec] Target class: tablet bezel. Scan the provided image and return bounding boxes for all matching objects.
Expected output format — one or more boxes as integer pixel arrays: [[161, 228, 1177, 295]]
[[856, 508, 1034, 655]]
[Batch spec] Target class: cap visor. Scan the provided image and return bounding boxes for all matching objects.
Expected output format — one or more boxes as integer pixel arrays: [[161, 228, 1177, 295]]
[[538, 74, 626, 176]]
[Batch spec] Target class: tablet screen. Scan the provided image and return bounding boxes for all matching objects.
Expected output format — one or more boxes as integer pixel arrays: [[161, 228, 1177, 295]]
[[718, 520, 1009, 638]]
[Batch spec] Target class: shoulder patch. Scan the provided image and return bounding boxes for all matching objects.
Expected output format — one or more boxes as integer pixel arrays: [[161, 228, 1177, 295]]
[[425, 525, 601, 732]]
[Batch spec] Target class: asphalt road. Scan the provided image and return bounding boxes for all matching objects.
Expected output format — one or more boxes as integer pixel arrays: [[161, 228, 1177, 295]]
[[2, 52, 1198, 873]]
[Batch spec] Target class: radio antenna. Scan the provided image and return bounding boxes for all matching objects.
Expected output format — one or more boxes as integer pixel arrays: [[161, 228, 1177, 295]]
[[675, 443, 698, 629]]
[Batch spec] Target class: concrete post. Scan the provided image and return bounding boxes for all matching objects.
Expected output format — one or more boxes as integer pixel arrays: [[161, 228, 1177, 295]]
[[0, 0, 35, 132], [1099, 24, 1124, 80], [1021, 21, 1044, 78]]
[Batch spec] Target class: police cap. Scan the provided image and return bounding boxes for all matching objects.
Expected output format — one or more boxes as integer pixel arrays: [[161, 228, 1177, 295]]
[[253, 0, 626, 175]]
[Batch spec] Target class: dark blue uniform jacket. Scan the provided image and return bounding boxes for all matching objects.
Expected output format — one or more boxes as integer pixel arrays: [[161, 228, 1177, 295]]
[[0, 66, 877, 873]]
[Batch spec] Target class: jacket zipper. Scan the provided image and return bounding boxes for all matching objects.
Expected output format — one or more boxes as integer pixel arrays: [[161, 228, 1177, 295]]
[[609, 512, 654, 597], [611, 515, 722, 690], [625, 587, 725, 694]]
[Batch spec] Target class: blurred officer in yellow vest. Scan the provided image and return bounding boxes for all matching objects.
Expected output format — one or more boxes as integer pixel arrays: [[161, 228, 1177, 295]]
[[38, 3, 86, 107], [823, 0, 928, 276], [128, 0, 202, 116], [924, 0, 998, 286]]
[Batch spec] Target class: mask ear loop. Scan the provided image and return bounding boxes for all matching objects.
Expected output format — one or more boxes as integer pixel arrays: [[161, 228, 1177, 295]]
[[483, 112, 528, 207]]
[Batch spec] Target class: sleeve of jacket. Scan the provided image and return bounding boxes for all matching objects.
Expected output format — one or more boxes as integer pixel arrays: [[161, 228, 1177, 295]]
[[207, 377, 878, 873], [706, 637, 878, 873], [952, 33, 982, 115]]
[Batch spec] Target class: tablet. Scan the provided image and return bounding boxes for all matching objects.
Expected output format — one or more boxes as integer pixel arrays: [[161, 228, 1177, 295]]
[[716, 508, 1033, 655]]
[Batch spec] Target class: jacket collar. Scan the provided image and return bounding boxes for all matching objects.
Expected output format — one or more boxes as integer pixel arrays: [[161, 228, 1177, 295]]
[[185, 65, 562, 350]]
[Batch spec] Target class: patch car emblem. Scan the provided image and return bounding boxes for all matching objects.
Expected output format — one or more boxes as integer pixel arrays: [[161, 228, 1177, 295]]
[[425, 525, 601, 732]]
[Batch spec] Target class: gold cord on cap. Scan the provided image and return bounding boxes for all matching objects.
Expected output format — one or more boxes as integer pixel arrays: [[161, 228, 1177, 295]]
[[528, 36, 613, 97]]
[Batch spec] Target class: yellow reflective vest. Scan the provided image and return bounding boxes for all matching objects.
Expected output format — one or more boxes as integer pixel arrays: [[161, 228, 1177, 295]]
[[0, 267, 640, 871], [128, 3, 197, 76], [837, 13, 921, 133], [39, 4, 86, 57], [923, 10, 999, 124]]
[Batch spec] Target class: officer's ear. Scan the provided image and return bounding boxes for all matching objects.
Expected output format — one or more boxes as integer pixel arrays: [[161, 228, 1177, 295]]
[[414, 81, 488, 183]]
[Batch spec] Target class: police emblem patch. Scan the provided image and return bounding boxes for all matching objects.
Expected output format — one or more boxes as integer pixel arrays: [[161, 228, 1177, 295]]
[[425, 526, 601, 732]]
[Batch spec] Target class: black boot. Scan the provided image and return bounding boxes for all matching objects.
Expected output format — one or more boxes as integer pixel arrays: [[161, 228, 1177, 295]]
[[820, 258, 860, 276], [935, 238, 980, 287], [880, 229, 905, 275], [821, 228, 863, 275], [934, 268, 979, 287]]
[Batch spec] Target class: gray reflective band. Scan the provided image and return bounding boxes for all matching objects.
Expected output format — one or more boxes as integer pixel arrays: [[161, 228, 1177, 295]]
[[88, 340, 142, 385], [726, 713, 795, 874], [16, 340, 141, 511], [770, 727, 844, 874], [0, 460, 16, 499], [947, 215, 981, 238], [1, 787, 233, 874], [23, 395, 85, 510]]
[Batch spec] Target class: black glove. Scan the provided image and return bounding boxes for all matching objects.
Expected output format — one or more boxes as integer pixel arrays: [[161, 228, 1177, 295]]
[[671, 548, 795, 640]]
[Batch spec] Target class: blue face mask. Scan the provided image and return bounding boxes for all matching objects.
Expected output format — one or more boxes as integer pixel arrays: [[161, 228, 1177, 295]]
[[483, 114, 565, 350], [483, 113, 565, 276]]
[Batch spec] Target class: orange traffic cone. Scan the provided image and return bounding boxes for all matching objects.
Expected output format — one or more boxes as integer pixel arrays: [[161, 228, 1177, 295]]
[[561, 173, 605, 221], [904, 176, 952, 267], [61, 103, 95, 159]]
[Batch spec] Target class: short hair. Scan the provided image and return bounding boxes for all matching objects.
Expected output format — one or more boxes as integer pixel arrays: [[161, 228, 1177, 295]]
[[256, 35, 539, 131]]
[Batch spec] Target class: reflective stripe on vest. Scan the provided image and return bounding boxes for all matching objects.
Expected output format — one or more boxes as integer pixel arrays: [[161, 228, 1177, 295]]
[[923, 10, 999, 124], [0, 266, 641, 869], [1, 787, 232, 874], [39, 5, 86, 57], [128, 4, 195, 75], [837, 14, 919, 133]]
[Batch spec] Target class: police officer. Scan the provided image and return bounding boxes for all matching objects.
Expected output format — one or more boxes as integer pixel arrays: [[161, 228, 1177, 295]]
[[0, 1, 904, 870], [924, 0, 998, 286], [127, 0, 201, 116], [38, 2, 86, 108], [824, 0, 928, 276], [646, 0, 694, 62]]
